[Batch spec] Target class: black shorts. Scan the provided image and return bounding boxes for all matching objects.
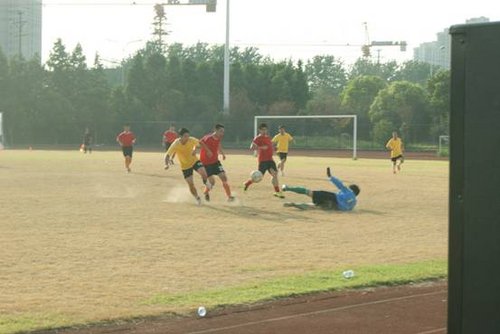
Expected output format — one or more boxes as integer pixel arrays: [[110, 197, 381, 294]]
[[391, 155, 404, 162], [164, 142, 172, 152], [278, 152, 288, 161], [258, 160, 277, 175], [312, 191, 338, 210], [182, 160, 204, 179], [205, 161, 225, 177], [122, 146, 133, 157]]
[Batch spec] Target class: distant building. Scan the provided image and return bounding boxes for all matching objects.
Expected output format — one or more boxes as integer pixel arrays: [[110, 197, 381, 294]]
[[413, 17, 490, 70], [0, 0, 42, 60]]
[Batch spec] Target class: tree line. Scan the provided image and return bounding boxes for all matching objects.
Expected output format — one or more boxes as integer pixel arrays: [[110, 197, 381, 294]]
[[0, 40, 449, 148]]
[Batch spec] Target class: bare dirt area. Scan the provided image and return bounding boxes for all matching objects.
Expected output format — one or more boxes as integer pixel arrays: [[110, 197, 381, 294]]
[[36, 281, 447, 334], [0, 150, 448, 333]]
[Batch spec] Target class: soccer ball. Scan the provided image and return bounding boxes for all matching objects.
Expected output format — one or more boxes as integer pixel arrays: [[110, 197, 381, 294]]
[[250, 170, 263, 183]]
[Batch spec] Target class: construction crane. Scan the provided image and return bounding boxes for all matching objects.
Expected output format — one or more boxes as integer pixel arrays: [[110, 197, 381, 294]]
[[362, 22, 407, 59]]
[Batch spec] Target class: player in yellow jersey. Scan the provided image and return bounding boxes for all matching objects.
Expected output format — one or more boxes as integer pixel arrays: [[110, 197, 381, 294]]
[[385, 131, 404, 174], [272, 125, 295, 177], [164, 128, 213, 205]]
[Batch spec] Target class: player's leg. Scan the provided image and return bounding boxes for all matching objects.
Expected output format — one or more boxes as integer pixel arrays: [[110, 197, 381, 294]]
[[278, 153, 287, 176], [217, 170, 234, 201], [391, 157, 397, 174], [282, 185, 313, 197], [397, 156, 404, 171], [127, 148, 133, 172], [244, 162, 266, 191], [183, 168, 201, 204], [268, 162, 284, 198], [203, 164, 216, 202], [194, 162, 212, 193]]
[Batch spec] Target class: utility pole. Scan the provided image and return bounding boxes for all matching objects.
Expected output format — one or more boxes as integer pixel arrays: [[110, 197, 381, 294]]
[[223, 0, 230, 115], [13, 10, 27, 58]]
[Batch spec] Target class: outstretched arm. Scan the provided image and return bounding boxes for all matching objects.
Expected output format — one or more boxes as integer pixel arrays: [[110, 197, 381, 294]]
[[326, 167, 349, 191]]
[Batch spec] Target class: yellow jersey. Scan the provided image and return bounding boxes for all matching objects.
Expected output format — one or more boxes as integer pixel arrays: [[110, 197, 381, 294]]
[[272, 133, 294, 153], [166, 137, 200, 169], [386, 137, 403, 158]]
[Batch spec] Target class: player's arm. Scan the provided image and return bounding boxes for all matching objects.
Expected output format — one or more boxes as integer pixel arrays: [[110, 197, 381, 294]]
[[219, 143, 226, 160], [199, 140, 212, 157], [326, 167, 349, 191], [164, 142, 176, 168], [116, 135, 122, 146], [385, 139, 392, 150]]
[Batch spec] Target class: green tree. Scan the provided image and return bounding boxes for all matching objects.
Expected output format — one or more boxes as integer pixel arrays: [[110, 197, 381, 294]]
[[427, 70, 450, 137], [349, 58, 398, 81], [394, 60, 432, 85], [340, 75, 387, 139], [369, 81, 430, 144], [305, 55, 347, 95]]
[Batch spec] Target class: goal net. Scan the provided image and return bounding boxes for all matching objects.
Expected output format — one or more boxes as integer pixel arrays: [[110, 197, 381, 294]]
[[254, 115, 358, 159]]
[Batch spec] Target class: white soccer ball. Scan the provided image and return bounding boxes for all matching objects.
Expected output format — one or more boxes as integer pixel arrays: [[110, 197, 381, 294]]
[[197, 306, 207, 317], [250, 170, 263, 183]]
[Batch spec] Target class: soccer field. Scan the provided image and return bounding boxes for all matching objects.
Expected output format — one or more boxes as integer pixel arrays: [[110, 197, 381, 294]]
[[0, 150, 448, 333]]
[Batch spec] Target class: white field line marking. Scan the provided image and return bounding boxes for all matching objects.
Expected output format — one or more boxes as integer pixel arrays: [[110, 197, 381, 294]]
[[188, 290, 447, 334], [417, 328, 447, 334]]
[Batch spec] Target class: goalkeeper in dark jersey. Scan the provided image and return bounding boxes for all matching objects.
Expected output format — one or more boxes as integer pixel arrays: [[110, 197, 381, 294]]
[[281, 167, 360, 210]]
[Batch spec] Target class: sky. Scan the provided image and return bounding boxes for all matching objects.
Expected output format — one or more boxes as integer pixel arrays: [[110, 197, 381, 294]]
[[41, 0, 500, 67]]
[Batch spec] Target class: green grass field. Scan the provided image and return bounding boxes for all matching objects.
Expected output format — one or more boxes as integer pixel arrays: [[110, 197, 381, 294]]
[[0, 150, 448, 333]]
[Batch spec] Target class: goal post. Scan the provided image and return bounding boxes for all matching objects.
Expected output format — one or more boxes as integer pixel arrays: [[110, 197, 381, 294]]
[[438, 135, 449, 156], [254, 115, 358, 160]]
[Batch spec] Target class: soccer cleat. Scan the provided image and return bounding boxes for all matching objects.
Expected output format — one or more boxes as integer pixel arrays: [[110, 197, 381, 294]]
[[205, 193, 210, 202], [273, 192, 285, 199], [227, 196, 236, 202], [196, 196, 202, 205], [281, 184, 288, 192], [243, 183, 249, 191]]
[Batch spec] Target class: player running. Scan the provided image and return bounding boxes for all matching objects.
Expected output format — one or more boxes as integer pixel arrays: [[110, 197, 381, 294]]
[[199, 124, 235, 202], [82, 127, 92, 154], [116, 124, 136, 173], [272, 125, 294, 177], [162, 125, 178, 164], [243, 123, 285, 198], [386, 131, 404, 174], [282, 167, 360, 211], [164, 128, 212, 205]]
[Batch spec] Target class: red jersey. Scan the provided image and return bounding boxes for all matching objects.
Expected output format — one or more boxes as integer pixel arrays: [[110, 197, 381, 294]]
[[200, 134, 221, 165], [163, 130, 178, 144], [117, 131, 136, 147], [253, 135, 274, 162]]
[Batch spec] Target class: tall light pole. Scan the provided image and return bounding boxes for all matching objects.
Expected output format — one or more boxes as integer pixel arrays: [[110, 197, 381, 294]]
[[223, 0, 230, 115]]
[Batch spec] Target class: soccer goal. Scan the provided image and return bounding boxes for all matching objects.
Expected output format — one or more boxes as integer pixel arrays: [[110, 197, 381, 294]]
[[254, 115, 358, 160]]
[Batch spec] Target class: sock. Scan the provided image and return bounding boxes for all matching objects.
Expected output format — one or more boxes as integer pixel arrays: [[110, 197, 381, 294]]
[[223, 182, 232, 197], [274, 185, 280, 193], [285, 186, 308, 195]]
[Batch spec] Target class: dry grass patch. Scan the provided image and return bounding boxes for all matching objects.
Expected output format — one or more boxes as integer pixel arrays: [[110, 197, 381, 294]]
[[0, 150, 448, 333]]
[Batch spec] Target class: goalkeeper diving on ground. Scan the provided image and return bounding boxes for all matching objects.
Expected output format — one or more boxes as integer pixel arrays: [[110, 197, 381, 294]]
[[281, 167, 360, 210]]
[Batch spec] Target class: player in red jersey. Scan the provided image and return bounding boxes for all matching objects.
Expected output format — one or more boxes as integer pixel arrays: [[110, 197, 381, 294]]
[[162, 125, 178, 164], [116, 124, 136, 173], [199, 124, 235, 202], [243, 123, 284, 198]]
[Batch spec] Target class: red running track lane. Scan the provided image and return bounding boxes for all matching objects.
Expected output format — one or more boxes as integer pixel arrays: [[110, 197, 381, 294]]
[[43, 281, 447, 334]]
